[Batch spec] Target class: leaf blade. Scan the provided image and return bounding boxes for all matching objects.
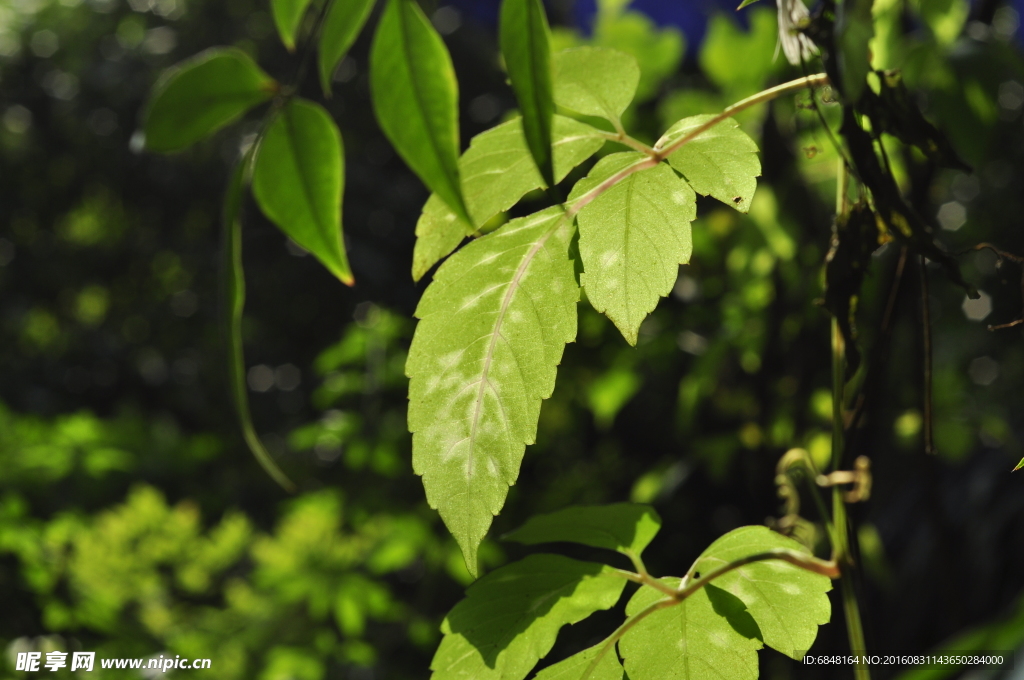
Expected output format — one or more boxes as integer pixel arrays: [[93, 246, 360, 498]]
[[271, 0, 314, 51], [552, 47, 640, 125], [144, 48, 275, 153], [504, 503, 661, 558], [252, 98, 354, 285], [407, 207, 579, 573], [370, 0, 471, 225], [533, 644, 625, 680], [318, 0, 377, 95], [500, 0, 556, 186]]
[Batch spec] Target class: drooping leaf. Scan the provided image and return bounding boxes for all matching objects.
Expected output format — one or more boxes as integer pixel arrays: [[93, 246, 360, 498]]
[[431, 554, 626, 680], [223, 158, 296, 492], [370, 0, 471, 225], [533, 644, 625, 680], [619, 578, 762, 680], [689, 526, 833, 659], [144, 48, 276, 153], [504, 503, 661, 558], [552, 47, 640, 125], [835, 0, 875, 103], [412, 116, 605, 281], [569, 152, 695, 345], [657, 114, 760, 212], [319, 0, 377, 94], [407, 207, 579, 573], [271, 0, 314, 51], [252, 98, 354, 285], [501, 0, 556, 186]]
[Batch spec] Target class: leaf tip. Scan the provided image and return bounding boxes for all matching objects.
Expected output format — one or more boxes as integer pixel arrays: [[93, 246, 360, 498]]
[[1013, 458, 1024, 472]]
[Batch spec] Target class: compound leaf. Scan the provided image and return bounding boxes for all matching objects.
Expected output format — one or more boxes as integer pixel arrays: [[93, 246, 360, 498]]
[[533, 644, 625, 680], [657, 115, 760, 212], [412, 116, 605, 281], [252, 98, 353, 285], [619, 578, 762, 680], [504, 503, 661, 558], [688, 526, 832, 659], [407, 207, 579, 573], [552, 47, 640, 125], [319, 0, 377, 94], [569, 153, 695, 345], [501, 0, 556, 186], [431, 554, 626, 680], [271, 0, 314, 51], [371, 0, 471, 225], [144, 48, 275, 153]]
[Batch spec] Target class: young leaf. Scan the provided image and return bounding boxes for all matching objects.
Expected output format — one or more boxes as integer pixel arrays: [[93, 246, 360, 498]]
[[503, 503, 661, 558], [370, 0, 471, 225], [657, 114, 760, 212], [412, 116, 605, 280], [252, 98, 354, 285], [223, 159, 296, 492], [431, 554, 626, 680], [552, 47, 640, 126], [737, 0, 763, 7], [619, 578, 762, 680], [569, 152, 695, 345], [533, 643, 625, 680], [500, 0, 556, 186], [688, 526, 832, 658], [407, 207, 579, 573], [318, 0, 377, 95], [143, 48, 276, 153], [271, 0, 314, 51]]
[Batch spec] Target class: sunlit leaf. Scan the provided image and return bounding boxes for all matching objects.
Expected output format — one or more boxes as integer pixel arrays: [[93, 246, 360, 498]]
[[569, 152, 695, 345], [252, 98, 354, 284], [271, 0, 314, 51], [319, 0, 377, 95], [412, 193, 473, 282], [657, 114, 760, 212], [504, 503, 661, 557], [144, 48, 276, 153], [407, 207, 579, 573], [370, 0, 471, 225], [552, 47, 640, 125], [533, 644, 625, 680], [501, 0, 556, 186], [431, 555, 626, 680]]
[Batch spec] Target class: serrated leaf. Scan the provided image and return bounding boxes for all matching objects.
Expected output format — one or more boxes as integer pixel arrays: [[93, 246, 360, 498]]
[[836, 0, 875, 102], [688, 526, 832, 659], [658, 114, 760, 212], [143, 48, 275, 153], [271, 0, 314, 51], [370, 0, 471, 225], [569, 153, 695, 345], [501, 0, 555, 186], [252, 98, 353, 284], [431, 554, 626, 680], [412, 116, 605, 281], [533, 644, 625, 680], [619, 579, 762, 680], [319, 0, 377, 94], [407, 207, 579, 573], [504, 503, 661, 558], [552, 47, 640, 125]]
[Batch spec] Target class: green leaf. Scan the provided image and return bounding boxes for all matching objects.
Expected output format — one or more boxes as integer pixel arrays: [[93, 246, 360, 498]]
[[252, 98, 354, 285], [568, 152, 695, 345], [271, 0, 314, 51], [619, 578, 762, 680], [501, 0, 556, 186], [143, 48, 276, 153], [407, 207, 579, 573], [223, 158, 296, 492], [431, 554, 626, 680], [658, 114, 760, 212], [412, 116, 605, 281], [737, 0, 763, 7], [688, 526, 832, 659], [370, 0, 471, 225], [504, 503, 661, 558], [318, 0, 377, 95], [836, 0, 875, 103], [533, 644, 625, 680], [552, 47, 640, 125]]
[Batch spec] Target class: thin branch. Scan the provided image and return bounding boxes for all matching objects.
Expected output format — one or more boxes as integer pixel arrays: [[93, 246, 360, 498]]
[[596, 129, 656, 155], [918, 255, 936, 455]]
